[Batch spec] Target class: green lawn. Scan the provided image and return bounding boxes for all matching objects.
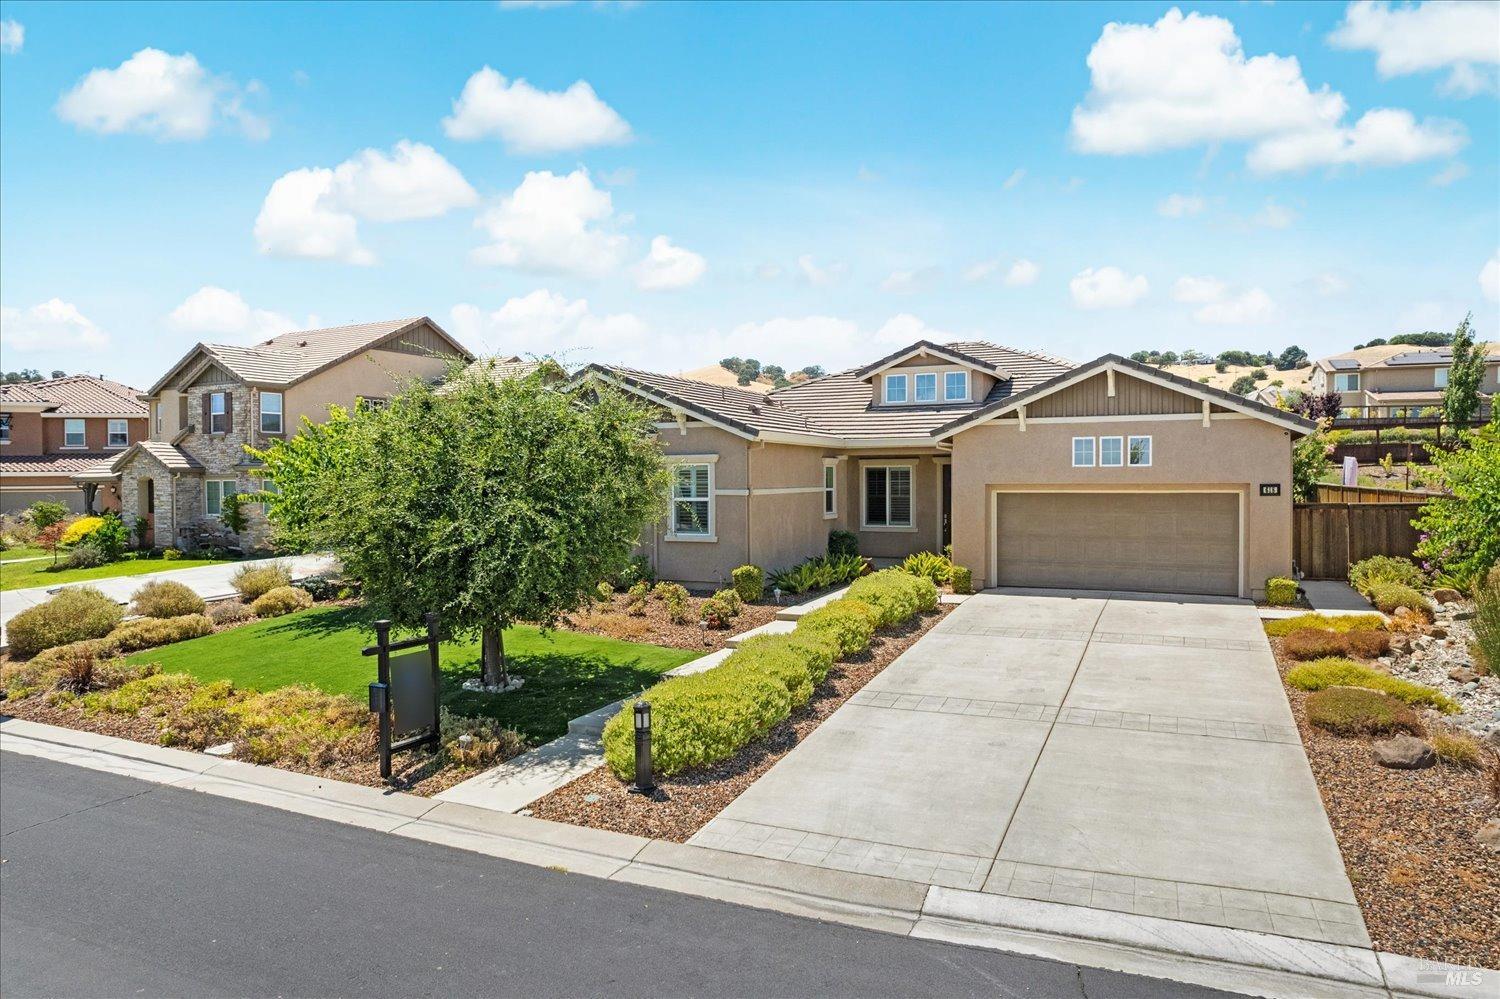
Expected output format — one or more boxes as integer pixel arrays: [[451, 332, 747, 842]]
[[0, 555, 234, 591], [0, 546, 49, 562], [126, 605, 701, 743]]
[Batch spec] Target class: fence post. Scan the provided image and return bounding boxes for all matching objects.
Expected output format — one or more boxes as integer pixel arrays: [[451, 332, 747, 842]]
[[373, 619, 392, 780]]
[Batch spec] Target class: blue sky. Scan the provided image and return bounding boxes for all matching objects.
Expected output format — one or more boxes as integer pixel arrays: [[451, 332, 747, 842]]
[[1, 1, 1497, 389]]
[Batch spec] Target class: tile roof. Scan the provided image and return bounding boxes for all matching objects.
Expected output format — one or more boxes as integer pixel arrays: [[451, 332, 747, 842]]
[[0, 375, 147, 416], [148, 317, 473, 395], [1315, 344, 1500, 371], [591, 341, 1075, 442], [106, 440, 204, 474], [0, 452, 118, 475]]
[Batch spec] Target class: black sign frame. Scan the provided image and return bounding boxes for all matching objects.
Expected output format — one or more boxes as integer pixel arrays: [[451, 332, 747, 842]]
[[364, 612, 442, 781]]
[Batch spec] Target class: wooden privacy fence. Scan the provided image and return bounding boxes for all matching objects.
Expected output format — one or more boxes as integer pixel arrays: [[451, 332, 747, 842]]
[[1313, 483, 1443, 504], [1293, 502, 1425, 580]]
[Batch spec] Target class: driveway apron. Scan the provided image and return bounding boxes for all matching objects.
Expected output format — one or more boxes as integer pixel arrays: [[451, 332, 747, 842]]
[[691, 589, 1367, 948]]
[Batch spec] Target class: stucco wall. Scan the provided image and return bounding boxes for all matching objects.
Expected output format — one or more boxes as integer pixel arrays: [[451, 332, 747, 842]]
[[948, 415, 1295, 599], [283, 348, 451, 427], [846, 454, 943, 559], [1, 412, 45, 453]]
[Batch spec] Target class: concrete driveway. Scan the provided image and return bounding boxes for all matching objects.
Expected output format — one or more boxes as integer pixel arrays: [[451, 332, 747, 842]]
[[690, 589, 1367, 948]]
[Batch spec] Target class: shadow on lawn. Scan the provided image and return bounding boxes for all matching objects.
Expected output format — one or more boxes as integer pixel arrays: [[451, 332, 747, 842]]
[[261, 604, 374, 639], [438, 650, 665, 743]]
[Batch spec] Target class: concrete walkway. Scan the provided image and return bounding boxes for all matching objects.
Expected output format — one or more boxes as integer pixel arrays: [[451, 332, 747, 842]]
[[1302, 579, 1377, 613], [691, 588, 1366, 949], [0, 553, 336, 646]]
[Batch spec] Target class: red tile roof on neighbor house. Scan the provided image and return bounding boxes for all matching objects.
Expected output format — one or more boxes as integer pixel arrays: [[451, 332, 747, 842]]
[[0, 452, 119, 476], [0, 375, 147, 416]]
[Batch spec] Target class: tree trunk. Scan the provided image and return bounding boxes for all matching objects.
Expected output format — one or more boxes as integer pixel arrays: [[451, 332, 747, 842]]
[[481, 624, 507, 688]]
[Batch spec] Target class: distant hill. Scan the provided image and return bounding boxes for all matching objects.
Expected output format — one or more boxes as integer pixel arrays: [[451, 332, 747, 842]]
[[674, 364, 775, 393]]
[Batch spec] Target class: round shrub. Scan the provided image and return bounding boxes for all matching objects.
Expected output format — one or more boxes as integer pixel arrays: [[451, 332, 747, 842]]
[[107, 614, 214, 653], [602, 667, 793, 779], [1305, 686, 1423, 737], [699, 596, 735, 629], [231, 561, 293, 602], [950, 565, 974, 595], [1344, 629, 1392, 659], [250, 585, 314, 618], [731, 564, 765, 603], [1348, 555, 1425, 596], [131, 579, 207, 618], [1367, 582, 1432, 619], [796, 599, 878, 656], [738, 630, 839, 685], [1281, 628, 1349, 660], [7, 586, 123, 659], [1264, 577, 1298, 606], [208, 599, 253, 625], [59, 516, 104, 547], [64, 544, 108, 569]]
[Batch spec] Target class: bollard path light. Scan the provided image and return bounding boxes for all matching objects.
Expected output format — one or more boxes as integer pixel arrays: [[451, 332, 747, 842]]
[[632, 700, 655, 794], [773, 587, 782, 605]]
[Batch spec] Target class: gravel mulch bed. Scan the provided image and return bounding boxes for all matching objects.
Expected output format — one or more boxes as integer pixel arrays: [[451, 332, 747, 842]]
[[527, 605, 953, 841], [559, 590, 835, 652], [1270, 636, 1500, 969]]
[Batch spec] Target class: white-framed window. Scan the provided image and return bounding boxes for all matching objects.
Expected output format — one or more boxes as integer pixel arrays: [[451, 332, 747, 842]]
[[944, 370, 968, 401], [1099, 436, 1124, 467], [1128, 435, 1153, 467], [884, 373, 909, 404], [205, 478, 238, 518], [1071, 436, 1095, 467], [823, 460, 838, 519], [63, 418, 86, 447], [209, 392, 228, 433], [1333, 372, 1360, 392], [260, 391, 283, 434], [153, 403, 162, 437], [107, 419, 129, 447], [253, 476, 280, 511], [863, 465, 913, 528], [914, 372, 937, 403], [1434, 368, 1449, 388], [0, 413, 10, 443], [669, 462, 713, 538]]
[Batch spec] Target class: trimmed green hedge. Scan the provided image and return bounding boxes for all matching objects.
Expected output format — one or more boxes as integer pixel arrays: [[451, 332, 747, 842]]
[[601, 568, 938, 781], [950, 565, 973, 595], [1264, 577, 1298, 606], [731, 565, 765, 603]]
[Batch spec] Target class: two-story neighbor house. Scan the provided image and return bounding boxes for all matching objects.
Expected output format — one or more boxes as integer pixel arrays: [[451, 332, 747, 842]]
[[1310, 344, 1499, 417], [0, 376, 148, 514], [589, 340, 1315, 600], [86, 318, 471, 550]]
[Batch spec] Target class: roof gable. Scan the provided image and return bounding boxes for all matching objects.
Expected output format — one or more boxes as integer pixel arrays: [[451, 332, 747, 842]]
[[933, 354, 1317, 439], [854, 340, 1012, 381]]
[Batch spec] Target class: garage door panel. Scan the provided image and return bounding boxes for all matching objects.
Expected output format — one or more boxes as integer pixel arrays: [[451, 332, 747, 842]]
[[996, 492, 1239, 597]]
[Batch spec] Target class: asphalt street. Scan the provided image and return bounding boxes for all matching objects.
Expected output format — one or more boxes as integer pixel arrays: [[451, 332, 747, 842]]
[[0, 751, 1231, 998]]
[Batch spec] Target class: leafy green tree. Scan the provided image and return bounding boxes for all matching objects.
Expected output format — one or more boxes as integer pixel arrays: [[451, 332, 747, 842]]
[[1413, 418, 1499, 584], [1275, 345, 1308, 370], [25, 500, 70, 530], [250, 362, 670, 687], [1390, 331, 1453, 347], [1229, 374, 1258, 395], [1291, 431, 1332, 501], [1442, 313, 1488, 424]]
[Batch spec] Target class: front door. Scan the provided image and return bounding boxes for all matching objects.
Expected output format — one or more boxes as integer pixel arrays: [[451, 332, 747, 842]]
[[139, 477, 155, 548], [940, 463, 952, 550]]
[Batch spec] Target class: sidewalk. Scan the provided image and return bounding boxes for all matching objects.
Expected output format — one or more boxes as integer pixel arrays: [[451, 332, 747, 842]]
[[0, 553, 336, 647], [3, 716, 1491, 999]]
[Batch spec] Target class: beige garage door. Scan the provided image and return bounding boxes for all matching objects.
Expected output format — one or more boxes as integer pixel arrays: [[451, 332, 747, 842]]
[[994, 492, 1240, 597]]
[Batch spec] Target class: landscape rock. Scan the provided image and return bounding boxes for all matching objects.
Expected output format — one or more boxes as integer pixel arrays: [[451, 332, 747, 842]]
[[1450, 667, 1480, 684], [1430, 627, 1448, 639], [1372, 735, 1436, 770], [1432, 588, 1463, 604], [1479, 819, 1500, 855]]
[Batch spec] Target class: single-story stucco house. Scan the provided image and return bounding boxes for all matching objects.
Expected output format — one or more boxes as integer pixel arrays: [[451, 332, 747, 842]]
[[587, 340, 1316, 600]]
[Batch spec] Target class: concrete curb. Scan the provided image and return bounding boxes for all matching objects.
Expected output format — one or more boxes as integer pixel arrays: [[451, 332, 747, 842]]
[[3, 716, 1493, 998]]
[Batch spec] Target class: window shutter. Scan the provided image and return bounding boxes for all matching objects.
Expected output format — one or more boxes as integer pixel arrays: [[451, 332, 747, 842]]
[[225, 392, 233, 433], [201, 392, 210, 433]]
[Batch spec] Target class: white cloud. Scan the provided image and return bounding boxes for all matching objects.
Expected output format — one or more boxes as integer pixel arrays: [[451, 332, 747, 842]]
[[1070, 8, 1465, 174], [880, 267, 940, 293], [255, 141, 475, 265], [1157, 193, 1205, 218], [1004, 259, 1041, 287], [1070, 266, 1149, 309], [443, 66, 631, 154], [1194, 287, 1276, 325], [796, 255, 847, 287], [450, 291, 647, 359], [1481, 254, 1500, 303], [1254, 199, 1297, 229], [0, 299, 108, 351], [1316, 273, 1350, 297], [1430, 161, 1471, 187], [473, 168, 625, 276], [55, 48, 267, 140], [634, 236, 706, 291], [1002, 168, 1026, 190], [167, 286, 294, 341], [0, 19, 23, 54], [1330, 1, 1499, 97], [1173, 275, 1227, 303]]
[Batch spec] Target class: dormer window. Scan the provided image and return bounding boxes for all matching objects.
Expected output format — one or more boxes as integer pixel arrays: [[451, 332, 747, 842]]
[[884, 374, 908, 404], [914, 373, 936, 402], [945, 371, 969, 401]]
